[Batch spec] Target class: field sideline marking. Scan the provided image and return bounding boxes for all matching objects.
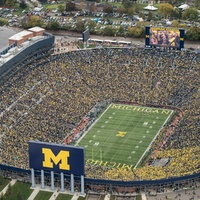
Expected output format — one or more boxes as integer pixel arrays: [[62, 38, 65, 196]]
[[75, 103, 112, 146], [112, 103, 172, 111], [134, 110, 174, 169]]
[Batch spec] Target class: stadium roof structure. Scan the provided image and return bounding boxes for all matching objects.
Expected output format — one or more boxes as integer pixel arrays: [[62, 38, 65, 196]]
[[28, 26, 45, 32], [9, 30, 32, 41]]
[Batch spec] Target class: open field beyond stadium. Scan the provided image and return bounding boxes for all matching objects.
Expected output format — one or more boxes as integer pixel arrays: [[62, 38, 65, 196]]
[[77, 104, 173, 169]]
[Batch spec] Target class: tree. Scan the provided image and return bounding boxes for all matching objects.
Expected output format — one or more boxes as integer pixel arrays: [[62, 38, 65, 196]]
[[117, 6, 126, 14], [89, 4, 96, 13], [75, 20, 85, 32], [117, 26, 124, 36], [87, 20, 96, 33], [103, 4, 113, 14], [182, 7, 199, 21], [65, 1, 76, 11], [19, 0, 27, 9], [103, 26, 114, 36], [25, 15, 43, 28], [0, 0, 5, 6], [32, 1, 38, 7], [46, 21, 60, 31], [168, 0, 184, 6], [5, 0, 16, 7], [134, 3, 142, 14], [127, 26, 144, 38], [159, 3, 174, 18], [58, 4, 65, 13], [171, 20, 178, 27], [0, 18, 8, 26], [122, 0, 132, 12], [194, 0, 200, 9], [77, 1, 85, 10], [127, 7, 134, 16], [185, 26, 200, 40], [147, 11, 152, 21]]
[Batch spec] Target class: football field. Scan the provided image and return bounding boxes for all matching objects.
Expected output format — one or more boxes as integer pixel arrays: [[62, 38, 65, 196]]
[[77, 104, 173, 169]]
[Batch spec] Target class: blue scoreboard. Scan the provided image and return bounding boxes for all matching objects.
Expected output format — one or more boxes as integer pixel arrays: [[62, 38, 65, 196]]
[[28, 141, 85, 176]]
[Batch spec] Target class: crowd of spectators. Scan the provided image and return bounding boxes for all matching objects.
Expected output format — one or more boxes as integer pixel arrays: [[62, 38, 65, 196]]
[[0, 47, 199, 181]]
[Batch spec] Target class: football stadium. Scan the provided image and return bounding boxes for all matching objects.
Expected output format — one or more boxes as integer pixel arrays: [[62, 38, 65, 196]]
[[0, 26, 199, 199]]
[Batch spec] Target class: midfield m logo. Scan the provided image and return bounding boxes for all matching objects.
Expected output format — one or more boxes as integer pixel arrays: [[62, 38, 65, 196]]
[[28, 141, 85, 175], [42, 148, 70, 170]]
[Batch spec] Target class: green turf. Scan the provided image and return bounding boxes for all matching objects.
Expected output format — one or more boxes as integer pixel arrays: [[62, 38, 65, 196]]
[[100, 195, 105, 200], [34, 191, 53, 200], [3, 181, 33, 200], [0, 176, 10, 192], [77, 103, 173, 169], [77, 196, 86, 200], [56, 194, 73, 200]]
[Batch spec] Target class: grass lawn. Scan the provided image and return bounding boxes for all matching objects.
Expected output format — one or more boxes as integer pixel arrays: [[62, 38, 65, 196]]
[[136, 194, 142, 200], [77, 103, 173, 169], [100, 195, 105, 200], [0, 177, 10, 192], [34, 190, 53, 200], [3, 181, 33, 200], [77, 196, 86, 200], [56, 194, 73, 200], [78, 43, 97, 49], [42, 3, 65, 10]]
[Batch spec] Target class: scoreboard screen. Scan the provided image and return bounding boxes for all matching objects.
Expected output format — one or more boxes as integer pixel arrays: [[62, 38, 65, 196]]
[[145, 27, 185, 50]]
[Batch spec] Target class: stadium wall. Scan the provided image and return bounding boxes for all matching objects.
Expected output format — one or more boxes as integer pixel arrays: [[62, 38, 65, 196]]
[[0, 163, 199, 187], [0, 46, 198, 190], [0, 33, 54, 81]]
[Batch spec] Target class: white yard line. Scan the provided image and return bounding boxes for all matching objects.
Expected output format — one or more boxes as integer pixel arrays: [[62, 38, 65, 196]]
[[134, 110, 174, 169], [75, 103, 112, 145]]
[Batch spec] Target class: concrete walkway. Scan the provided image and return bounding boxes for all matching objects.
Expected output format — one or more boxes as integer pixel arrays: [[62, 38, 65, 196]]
[[27, 185, 40, 200], [0, 179, 17, 196], [141, 192, 147, 200], [104, 194, 110, 200]]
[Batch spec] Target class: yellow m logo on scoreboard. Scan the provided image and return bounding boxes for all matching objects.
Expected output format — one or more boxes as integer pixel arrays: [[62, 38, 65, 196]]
[[42, 148, 70, 170]]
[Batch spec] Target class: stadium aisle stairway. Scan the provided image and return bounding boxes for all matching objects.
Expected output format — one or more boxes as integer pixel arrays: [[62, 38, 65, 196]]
[[0, 179, 16, 196]]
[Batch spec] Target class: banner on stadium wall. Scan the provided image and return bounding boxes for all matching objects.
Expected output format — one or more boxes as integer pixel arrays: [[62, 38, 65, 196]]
[[28, 141, 85, 175], [145, 26, 185, 50]]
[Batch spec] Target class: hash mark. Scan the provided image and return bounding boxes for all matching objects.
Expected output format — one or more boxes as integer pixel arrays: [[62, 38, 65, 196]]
[[135, 146, 139, 149]]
